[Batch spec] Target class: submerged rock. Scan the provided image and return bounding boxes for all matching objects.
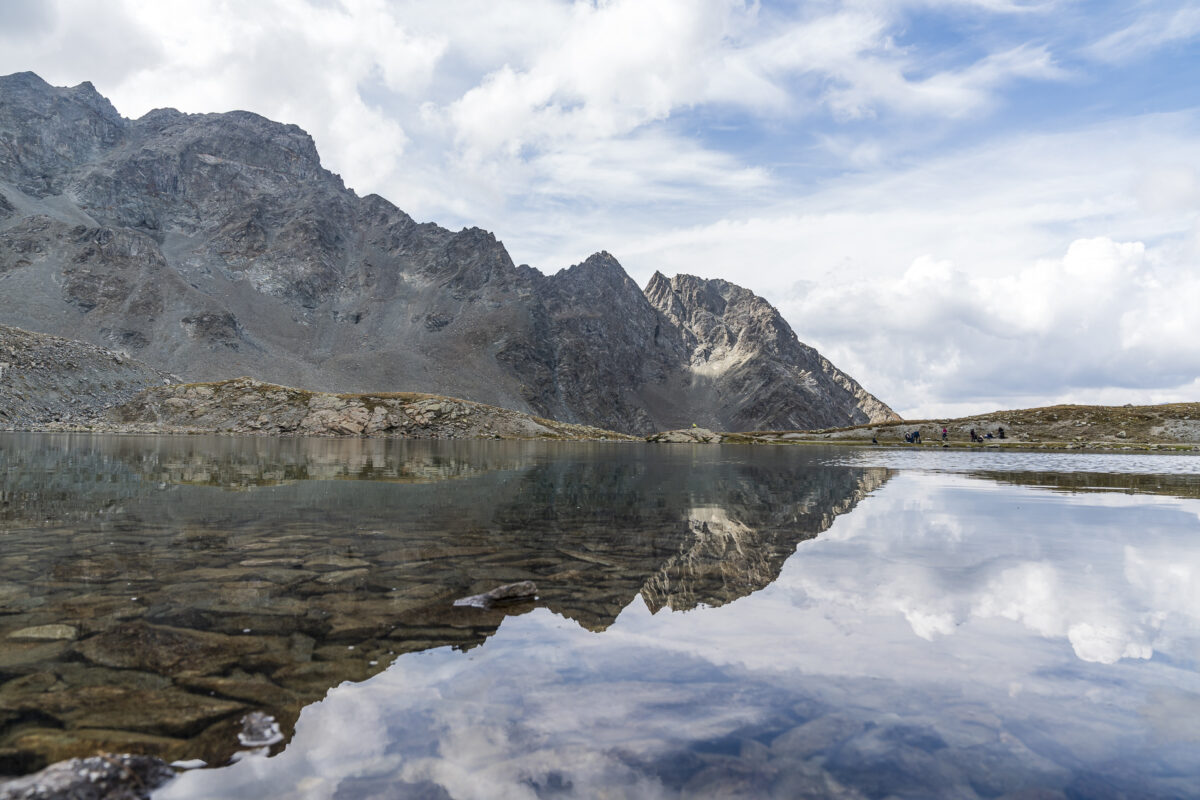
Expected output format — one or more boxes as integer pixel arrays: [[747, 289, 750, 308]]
[[453, 581, 538, 609], [0, 727, 186, 771], [75, 621, 276, 677], [1, 684, 245, 738], [237, 712, 283, 748], [0, 753, 174, 800], [6, 626, 77, 642]]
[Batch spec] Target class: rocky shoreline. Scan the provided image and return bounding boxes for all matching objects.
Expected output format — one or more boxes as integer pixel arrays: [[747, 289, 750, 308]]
[[0, 324, 630, 441], [3, 377, 634, 443], [10, 391, 1200, 452], [648, 404, 1200, 452], [740, 402, 1200, 452], [101, 377, 635, 441]]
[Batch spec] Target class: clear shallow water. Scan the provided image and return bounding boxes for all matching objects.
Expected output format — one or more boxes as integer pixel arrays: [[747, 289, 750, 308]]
[[1, 434, 1198, 799]]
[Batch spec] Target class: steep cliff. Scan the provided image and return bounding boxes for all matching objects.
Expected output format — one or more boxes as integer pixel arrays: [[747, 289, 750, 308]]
[[0, 72, 896, 433]]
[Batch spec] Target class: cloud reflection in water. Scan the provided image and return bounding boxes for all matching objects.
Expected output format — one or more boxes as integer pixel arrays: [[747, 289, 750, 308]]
[[159, 472, 1200, 800]]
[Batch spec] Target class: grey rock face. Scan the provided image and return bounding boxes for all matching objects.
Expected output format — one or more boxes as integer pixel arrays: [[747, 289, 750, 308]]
[[644, 272, 900, 430], [0, 73, 126, 198], [0, 72, 896, 433]]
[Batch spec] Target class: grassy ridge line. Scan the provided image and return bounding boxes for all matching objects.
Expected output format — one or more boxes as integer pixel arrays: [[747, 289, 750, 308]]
[[741, 402, 1200, 450]]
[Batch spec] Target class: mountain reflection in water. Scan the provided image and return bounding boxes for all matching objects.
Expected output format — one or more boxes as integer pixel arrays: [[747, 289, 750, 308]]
[[0, 434, 888, 777], [3, 435, 1199, 799], [162, 467, 1200, 800]]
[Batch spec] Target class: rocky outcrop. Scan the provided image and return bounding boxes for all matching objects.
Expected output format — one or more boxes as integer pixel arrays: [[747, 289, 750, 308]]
[[0, 326, 630, 440], [105, 378, 632, 440], [0, 324, 175, 428], [646, 427, 725, 443], [0, 72, 895, 433]]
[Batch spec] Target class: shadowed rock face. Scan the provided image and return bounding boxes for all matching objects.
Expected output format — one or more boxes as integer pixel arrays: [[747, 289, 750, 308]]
[[0, 435, 891, 774], [0, 72, 896, 434], [644, 272, 899, 430]]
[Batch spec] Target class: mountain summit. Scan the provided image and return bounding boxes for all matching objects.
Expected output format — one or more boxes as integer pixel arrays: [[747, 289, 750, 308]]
[[0, 72, 897, 433]]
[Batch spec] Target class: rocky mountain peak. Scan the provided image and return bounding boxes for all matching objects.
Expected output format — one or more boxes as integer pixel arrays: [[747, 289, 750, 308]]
[[647, 271, 783, 360], [0, 72, 897, 434], [643, 271, 899, 429], [553, 251, 646, 302], [0, 73, 127, 196], [556, 250, 627, 284], [0, 70, 123, 131], [644, 269, 670, 292], [643, 270, 684, 319], [135, 106, 187, 132], [578, 250, 622, 271]]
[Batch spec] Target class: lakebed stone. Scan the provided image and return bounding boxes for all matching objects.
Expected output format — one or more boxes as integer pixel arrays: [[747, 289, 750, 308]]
[[0, 728, 187, 770], [6, 627, 76, 642], [0, 643, 71, 673], [75, 622, 280, 677], [0, 685, 244, 738]]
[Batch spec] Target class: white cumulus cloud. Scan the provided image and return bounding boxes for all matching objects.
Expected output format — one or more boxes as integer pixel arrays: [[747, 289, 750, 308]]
[[1, 0, 1197, 414]]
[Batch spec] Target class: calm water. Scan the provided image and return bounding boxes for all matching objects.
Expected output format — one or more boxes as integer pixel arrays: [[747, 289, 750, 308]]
[[1, 433, 1198, 799]]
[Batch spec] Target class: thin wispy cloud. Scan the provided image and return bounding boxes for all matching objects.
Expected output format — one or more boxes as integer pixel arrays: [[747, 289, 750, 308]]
[[1086, 2, 1200, 63]]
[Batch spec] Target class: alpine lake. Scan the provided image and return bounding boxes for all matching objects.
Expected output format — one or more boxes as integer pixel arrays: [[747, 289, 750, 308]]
[[1, 432, 1199, 799]]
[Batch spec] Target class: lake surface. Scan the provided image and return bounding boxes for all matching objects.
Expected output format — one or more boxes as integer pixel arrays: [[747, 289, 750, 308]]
[[1, 433, 1199, 799]]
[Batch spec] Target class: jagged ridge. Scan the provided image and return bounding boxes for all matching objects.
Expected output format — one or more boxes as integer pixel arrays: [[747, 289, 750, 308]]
[[0, 72, 897, 433]]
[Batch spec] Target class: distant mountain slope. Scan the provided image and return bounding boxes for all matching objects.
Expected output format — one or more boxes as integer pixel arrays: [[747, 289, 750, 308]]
[[0, 71, 898, 433]]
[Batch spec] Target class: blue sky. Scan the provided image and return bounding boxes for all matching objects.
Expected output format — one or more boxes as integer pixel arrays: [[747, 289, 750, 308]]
[[2, 0, 1198, 417]]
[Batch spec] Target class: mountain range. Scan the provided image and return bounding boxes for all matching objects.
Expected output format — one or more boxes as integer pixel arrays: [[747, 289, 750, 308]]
[[0, 71, 897, 433]]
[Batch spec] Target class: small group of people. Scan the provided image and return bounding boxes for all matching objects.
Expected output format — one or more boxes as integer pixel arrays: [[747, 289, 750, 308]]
[[882, 425, 1006, 445]]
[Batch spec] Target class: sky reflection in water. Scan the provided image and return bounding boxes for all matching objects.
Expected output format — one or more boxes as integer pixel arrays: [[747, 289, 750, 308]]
[[159, 465, 1200, 800]]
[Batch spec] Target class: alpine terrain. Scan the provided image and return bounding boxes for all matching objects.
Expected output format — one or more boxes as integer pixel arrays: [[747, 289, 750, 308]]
[[0, 72, 898, 434]]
